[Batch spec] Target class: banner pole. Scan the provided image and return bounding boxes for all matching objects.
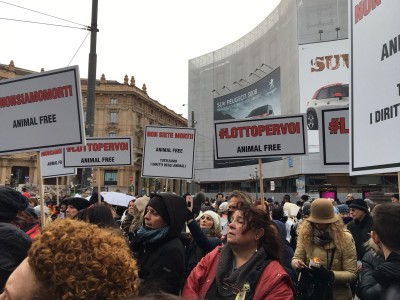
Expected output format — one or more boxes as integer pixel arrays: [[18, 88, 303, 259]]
[[98, 168, 101, 203], [258, 158, 265, 208], [56, 177, 59, 206], [37, 152, 45, 228]]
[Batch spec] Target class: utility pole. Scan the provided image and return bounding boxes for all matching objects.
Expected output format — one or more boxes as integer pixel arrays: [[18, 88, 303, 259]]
[[190, 110, 195, 194], [82, 0, 99, 189]]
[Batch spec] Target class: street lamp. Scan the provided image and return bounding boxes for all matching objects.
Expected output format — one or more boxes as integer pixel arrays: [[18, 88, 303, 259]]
[[249, 167, 259, 200]]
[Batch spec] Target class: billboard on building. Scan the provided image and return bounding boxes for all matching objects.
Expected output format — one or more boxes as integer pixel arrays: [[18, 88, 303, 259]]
[[142, 126, 195, 179], [214, 114, 307, 160], [40, 148, 76, 178], [63, 137, 132, 167], [320, 107, 349, 165], [213, 67, 281, 167], [0, 66, 85, 154], [298, 39, 350, 152], [351, 0, 400, 175]]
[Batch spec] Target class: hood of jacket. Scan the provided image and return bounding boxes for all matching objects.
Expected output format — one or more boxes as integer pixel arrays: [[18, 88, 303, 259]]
[[144, 193, 187, 239], [0, 222, 32, 272], [373, 251, 400, 288]]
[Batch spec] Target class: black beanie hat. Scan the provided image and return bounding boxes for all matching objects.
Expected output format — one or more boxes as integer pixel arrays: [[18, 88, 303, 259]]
[[349, 198, 369, 214], [66, 197, 90, 211], [0, 187, 29, 222], [147, 195, 170, 225]]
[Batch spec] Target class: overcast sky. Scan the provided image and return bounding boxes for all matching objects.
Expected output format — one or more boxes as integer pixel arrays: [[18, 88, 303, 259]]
[[1, 0, 280, 118]]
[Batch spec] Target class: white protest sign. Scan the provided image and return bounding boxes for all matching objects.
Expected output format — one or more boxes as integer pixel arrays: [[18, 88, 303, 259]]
[[214, 114, 308, 159], [40, 148, 76, 178], [320, 108, 349, 165], [351, 0, 400, 174], [0, 66, 85, 154], [142, 126, 195, 179], [63, 137, 132, 167]]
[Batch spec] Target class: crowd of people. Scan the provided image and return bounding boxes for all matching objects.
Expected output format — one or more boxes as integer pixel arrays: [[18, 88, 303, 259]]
[[0, 186, 399, 299]]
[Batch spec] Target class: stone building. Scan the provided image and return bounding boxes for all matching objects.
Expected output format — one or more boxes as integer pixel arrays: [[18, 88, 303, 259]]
[[0, 61, 188, 196]]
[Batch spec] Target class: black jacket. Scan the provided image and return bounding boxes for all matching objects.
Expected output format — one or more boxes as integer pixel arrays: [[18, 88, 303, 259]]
[[130, 193, 187, 295], [373, 251, 400, 300], [0, 222, 32, 290], [347, 214, 373, 260], [182, 220, 222, 280], [357, 245, 385, 300]]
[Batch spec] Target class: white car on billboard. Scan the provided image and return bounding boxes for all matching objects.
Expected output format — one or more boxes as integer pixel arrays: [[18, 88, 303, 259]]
[[306, 83, 349, 130]]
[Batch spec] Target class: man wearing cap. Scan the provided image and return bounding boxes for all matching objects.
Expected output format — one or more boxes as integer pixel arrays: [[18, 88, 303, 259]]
[[391, 193, 399, 204], [347, 199, 373, 260], [0, 187, 32, 291], [64, 197, 90, 219]]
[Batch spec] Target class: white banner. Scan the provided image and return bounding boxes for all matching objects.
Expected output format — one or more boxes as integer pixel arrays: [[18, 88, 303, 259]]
[[351, 0, 400, 175], [142, 126, 195, 179], [63, 137, 132, 167], [320, 108, 349, 165], [214, 114, 308, 159], [40, 148, 76, 178], [0, 66, 85, 154]]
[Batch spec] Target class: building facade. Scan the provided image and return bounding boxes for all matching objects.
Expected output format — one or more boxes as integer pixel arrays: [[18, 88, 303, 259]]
[[0, 61, 187, 196], [188, 0, 398, 202]]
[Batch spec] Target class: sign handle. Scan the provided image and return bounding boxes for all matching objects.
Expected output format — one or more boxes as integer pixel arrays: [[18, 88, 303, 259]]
[[37, 152, 45, 228], [56, 177, 59, 206], [398, 172, 400, 195], [97, 168, 101, 203], [258, 158, 264, 209]]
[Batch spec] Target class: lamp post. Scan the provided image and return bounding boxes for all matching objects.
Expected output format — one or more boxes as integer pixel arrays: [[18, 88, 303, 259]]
[[249, 167, 259, 200]]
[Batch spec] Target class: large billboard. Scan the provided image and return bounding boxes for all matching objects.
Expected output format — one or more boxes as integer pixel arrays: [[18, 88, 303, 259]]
[[351, 0, 400, 175], [213, 67, 281, 168], [0, 66, 85, 154], [214, 114, 307, 160], [298, 39, 350, 153]]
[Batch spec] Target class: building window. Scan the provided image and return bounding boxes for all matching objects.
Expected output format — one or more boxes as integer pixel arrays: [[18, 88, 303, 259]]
[[110, 112, 117, 123], [104, 170, 118, 185], [109, 132, 116, 137], [83, 97, 87, 103], [111, 98, 118, 104], [83, 111, 86, 122]]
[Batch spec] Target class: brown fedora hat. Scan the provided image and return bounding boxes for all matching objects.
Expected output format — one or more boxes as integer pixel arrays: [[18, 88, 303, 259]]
[[307, 198, 338, 224]]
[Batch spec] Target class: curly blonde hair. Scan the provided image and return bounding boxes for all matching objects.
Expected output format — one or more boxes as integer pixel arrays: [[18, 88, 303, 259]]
[[297, 219, 347, 253], [28, 219, 139, 300]]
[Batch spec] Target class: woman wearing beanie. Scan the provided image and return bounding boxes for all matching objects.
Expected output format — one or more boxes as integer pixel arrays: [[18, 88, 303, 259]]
[[183, 210, 223, 281], [130, 193, 187, 296], [121, 196, 150, 236], [292, 198, 357, 300]]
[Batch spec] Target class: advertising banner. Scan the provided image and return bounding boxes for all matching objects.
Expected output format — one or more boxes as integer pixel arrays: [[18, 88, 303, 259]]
[[320, 108, 349, 165], [40, 148, 76, 178], [351, 0, 400, 174], [298, 40, 350, 152], [214, 114, 307, 159], [213, 67, 281, 168], [63, 137, 132, 167], [142, 126, 195, 179], [0, 66, 85, 154]]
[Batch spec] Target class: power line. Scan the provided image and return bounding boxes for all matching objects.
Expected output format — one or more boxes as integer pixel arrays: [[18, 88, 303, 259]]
[[0, 17, 87, 30], [0, 0, 88, 28], [68, 32, 90, 66]]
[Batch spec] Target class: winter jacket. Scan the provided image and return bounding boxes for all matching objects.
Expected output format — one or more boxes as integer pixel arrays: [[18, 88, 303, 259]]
[[182, 246, 294, 300], [292, 230, 357, 300], [130, 193, 187, 295], [357, 239, 385, 300], [372, 251, 400, 300], [183, 220, 222, 280], [0, 222, 32, 290], [347, 213, 373, 260]]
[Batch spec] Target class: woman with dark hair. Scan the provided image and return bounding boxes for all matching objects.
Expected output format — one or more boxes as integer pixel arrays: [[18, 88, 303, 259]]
[[76, 203, 119, 228], [130, 193, 187, 296], [292, 198, 357, 300], [183, 203, 294, 299]]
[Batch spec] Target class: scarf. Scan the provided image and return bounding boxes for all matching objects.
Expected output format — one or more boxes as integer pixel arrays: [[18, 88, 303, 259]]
[[215, 245, 267, 297], [136, 226, 170, 244], [313, 228, 332, 247]]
